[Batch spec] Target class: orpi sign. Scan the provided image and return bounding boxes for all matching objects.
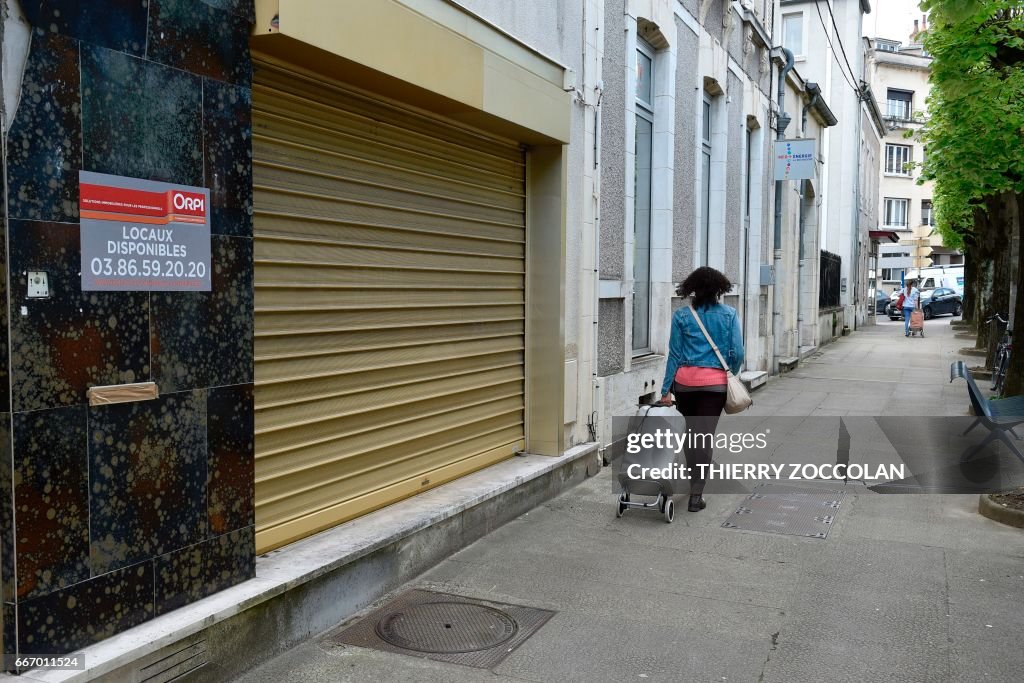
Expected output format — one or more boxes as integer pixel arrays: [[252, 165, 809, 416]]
[[79, 171, 212, 292], [774, 138, 816, 181]]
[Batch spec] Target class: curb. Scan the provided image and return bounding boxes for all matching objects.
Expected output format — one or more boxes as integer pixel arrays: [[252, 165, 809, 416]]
[[978, 494, 1024, 529]]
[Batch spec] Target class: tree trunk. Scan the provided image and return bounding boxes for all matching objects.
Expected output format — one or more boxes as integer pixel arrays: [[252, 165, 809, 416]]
[[962, 240, 977, 327], [1003, 191, 1023, 397], [974, 194, 1013, 368], [971, 200, 996, 357]]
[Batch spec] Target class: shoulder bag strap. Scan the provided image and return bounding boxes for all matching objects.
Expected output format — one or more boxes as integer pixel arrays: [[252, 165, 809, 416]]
[[687, 304, 730, 373]]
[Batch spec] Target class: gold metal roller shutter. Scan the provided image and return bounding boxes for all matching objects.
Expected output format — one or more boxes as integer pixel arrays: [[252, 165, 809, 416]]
[[252, 61, 526, 553]]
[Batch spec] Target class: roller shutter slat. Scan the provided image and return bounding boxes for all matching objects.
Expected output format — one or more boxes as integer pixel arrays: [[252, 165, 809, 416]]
[[256, 337, 523, 383], [254, 138, 525, 207], [255, 320, 524, 358], [256, 428, 525, 532], [257, 366, 524, 432], [254, 263, 523, 289], [255, 353, 523, 409]]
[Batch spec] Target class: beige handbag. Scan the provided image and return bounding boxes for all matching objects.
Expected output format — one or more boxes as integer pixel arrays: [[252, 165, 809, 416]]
[[688, 304, 752, 414]]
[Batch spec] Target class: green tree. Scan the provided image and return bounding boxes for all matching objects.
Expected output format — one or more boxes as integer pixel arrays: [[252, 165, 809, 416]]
[[918, 0, 1024, 395]]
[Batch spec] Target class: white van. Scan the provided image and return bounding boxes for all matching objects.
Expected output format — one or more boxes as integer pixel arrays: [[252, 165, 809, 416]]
[[907, 266, 964, 297]]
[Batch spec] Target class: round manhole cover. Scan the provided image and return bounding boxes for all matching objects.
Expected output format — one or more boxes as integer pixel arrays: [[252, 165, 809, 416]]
[[375, 601, 519, 654]]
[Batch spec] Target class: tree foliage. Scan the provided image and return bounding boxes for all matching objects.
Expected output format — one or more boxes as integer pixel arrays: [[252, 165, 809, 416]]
[[917, 1, 1024, 249]]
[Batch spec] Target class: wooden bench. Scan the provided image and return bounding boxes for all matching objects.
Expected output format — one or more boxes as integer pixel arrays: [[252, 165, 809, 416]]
[[950, 361, 1024, 463]]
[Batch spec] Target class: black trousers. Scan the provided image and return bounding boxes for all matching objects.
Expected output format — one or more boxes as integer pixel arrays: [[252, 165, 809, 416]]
[[672, 388, 727, 496]]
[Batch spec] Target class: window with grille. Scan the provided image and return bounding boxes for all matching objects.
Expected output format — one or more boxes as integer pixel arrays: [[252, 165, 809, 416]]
[[820, 251, 842, 308], [885, 144, 912, 175]]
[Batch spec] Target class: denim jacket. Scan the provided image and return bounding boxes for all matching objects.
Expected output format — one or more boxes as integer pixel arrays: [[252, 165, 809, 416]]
[[901, 286, 920, 310], [660, 302, 744, 395]]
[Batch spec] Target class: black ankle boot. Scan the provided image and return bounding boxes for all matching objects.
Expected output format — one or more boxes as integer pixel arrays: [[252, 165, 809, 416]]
[[688, 495, 706, 512]]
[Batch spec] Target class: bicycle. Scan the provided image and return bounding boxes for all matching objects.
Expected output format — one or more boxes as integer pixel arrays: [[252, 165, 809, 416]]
[[986, 313, 1012, 395]]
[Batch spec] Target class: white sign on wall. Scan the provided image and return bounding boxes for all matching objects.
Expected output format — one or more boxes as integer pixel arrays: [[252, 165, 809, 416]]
[[774, 139, 817, 181]]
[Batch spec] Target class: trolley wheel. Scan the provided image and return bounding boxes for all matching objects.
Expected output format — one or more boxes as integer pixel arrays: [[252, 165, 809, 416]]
[[664, 499, 675, 523], [616, 492, 628, 518], [658, 494, 666, 512]]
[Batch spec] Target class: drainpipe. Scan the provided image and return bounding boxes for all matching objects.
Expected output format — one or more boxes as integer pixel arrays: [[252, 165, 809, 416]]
[[771, 47, 794, 375], [851, 83, 866, 332], [798, 82, 822, 350], [589, 2, 604, 454]]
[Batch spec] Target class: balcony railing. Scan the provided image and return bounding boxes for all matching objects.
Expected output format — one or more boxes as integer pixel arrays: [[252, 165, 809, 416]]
[[885, 100, 914, 122]]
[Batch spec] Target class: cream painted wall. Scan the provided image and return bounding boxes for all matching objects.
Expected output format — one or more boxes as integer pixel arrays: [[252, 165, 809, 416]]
[[276, 0, 572, 143], [870, 49, 936, 270]]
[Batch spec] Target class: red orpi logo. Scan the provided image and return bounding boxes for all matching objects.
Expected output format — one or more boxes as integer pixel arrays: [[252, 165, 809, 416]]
[[169, 190, 206, 218]]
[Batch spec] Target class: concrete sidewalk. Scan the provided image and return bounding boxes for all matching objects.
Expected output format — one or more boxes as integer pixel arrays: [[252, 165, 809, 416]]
[[236, 318, 1024, 683]]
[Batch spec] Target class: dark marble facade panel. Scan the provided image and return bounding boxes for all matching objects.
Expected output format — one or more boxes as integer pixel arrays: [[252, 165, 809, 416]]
[[2, 603, 16, 659], [7, 221, 150, 412], [5, 30, 81, 223], [0, 414, 12, 604], [151, 236, 253, 393], [148, 0, 253, 86], [81, 45, 203, 187], [11, 407, 89, 601], [204, 79, 253, 237], [201, 0, 256, 21], [207, 385, 254, 535], [89, 391, 208, 575], [0, 196, 9, 413], [14, 562, 153, 655], [154, 526, 254, 616], [20, 1, 149, 56]]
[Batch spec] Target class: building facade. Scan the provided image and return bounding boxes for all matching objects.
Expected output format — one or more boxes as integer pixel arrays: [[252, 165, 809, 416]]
[[777, 0, 880, 329], [1, 0, 866, 661], [868, 21, 963, 290]]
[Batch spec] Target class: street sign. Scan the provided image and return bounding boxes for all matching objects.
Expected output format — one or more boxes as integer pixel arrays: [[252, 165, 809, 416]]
[[79, 171, 212, 291], [774, 138, 816, 181]]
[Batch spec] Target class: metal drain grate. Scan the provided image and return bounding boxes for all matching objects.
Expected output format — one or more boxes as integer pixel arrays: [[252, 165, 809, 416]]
[[721, 483, 845, 539], [334, 589, 555, 669]]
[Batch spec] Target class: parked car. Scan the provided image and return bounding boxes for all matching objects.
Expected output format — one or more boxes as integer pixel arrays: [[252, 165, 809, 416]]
[[921, 287, 962, 319], [887, 287, 963, 320], [873, 289, 890, 314]]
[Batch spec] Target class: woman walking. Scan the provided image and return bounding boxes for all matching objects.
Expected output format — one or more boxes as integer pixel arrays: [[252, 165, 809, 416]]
[[901, 279, 920, 337], [659, 267, 744, 512]]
